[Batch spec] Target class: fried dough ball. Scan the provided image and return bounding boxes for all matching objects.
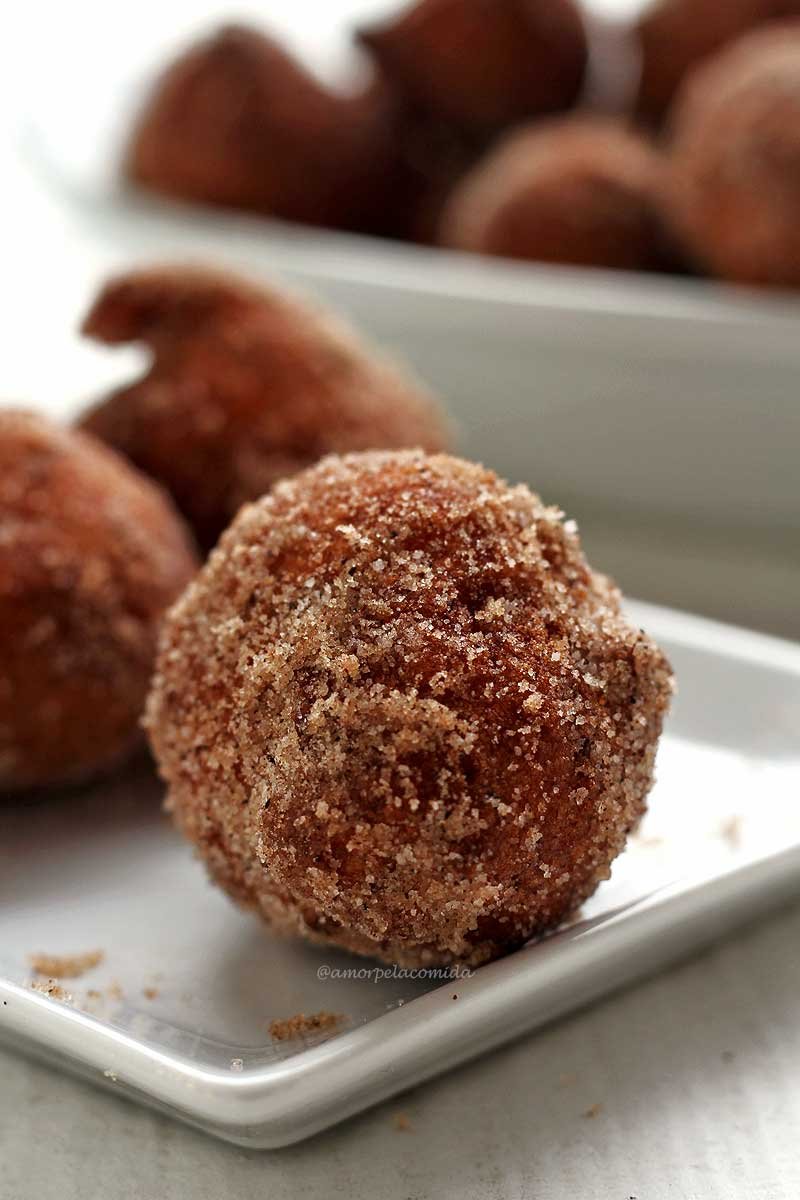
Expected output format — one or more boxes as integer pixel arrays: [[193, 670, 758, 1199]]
[[126, 24, 406, 234], [146, 451, 673, 967], [439, 118, 669, 271], [0, 411, 198, 791], [635, 0, 800, 125], [357, 0, 587, 140], [668, 23, 800, 286], [78, 266, 450, 550]]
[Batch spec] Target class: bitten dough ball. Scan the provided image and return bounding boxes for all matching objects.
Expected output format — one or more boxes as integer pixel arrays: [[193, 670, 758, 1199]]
[[147, 451, 673, 967], [357, 0, 587, 139], [668, 22, 800, 286], [78, 266, 450, 549], [635, 0, 800, 125], [0, 411, 198, 791], [126, 24, 406, 234], [439, 118, 669, 271]]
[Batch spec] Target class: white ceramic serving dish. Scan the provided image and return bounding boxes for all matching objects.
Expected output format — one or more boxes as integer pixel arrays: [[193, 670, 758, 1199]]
[[2, 602, 799, 1148]]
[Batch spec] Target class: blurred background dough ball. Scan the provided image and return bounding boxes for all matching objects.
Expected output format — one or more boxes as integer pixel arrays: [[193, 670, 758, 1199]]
[[146, 450, 673, 967], [0, 411, 197, 792], [635, 0, 800, 125], [667, 22, 800, 286], [357, 0, 588, 140], [439, 117, 669, 272], [78, 265, 451, 550], [126, 24, 408, 235]]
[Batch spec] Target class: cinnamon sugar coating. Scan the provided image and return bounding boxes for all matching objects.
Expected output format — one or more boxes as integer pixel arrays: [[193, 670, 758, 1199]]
[[78, 266, 450, 549], [667, 22, 800, 286], [635, 0, 800, 125], [440, 118, 670, 271], [356, 0, 587, 139], [0, 411, 198, 791], [147, 451, 673, 966], [126, 24, 407, 234]]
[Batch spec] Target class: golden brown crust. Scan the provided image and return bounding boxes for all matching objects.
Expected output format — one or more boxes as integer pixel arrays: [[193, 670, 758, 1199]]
[[667, 22, 800, 286], [440, 117, 670, 271], [126, 24, 406, 234], [357, 0, 587, 138], [0, 410, 198, 791], [147, 450, 673, 966], [78, 265, 451, 549], [635, 0, 800, 125]]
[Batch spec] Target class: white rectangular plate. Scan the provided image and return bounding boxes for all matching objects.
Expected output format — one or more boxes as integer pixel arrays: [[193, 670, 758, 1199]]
[[2, 602, 799, 1147]]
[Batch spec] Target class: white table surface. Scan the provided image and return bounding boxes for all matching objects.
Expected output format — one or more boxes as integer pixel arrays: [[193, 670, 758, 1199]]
[[3, 900, 800, 1199]]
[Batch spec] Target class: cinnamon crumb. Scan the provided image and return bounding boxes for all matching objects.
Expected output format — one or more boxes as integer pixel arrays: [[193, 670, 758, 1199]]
[[268, 1011, 343, 1040], [393, 1112, 412, 1132], [583, 1102, 603, 1120], [142, 986, 160, 1000], [30, 979, 73, 1003], [28, 949, 104, 979], [720, 815, 743, 848]]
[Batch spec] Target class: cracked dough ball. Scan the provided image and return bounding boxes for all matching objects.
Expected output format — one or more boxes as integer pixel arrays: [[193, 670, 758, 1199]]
[[78, 265, 450, 549]]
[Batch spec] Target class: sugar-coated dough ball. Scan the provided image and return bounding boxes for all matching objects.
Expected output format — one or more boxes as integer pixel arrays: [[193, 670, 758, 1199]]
[[0, 411, 198, 791], [126, 24, 404, 234], [357, 0, 587, 138], [147, 450, 673, 966], [635, 0, 800, 125], [668, 22, 800, 286], [440, 118, 669, 271], [79, 266, 450, 549]]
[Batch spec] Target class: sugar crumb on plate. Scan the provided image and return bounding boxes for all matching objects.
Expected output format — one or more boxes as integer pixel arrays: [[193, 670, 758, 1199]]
[[268, 1011, 343, 1040], [29, 979, 73, 1003], [28, 949, 104, 978]]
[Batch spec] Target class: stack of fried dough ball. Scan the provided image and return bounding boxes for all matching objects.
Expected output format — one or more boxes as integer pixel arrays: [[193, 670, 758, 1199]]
[[147, 450, 673, 967], [123, 1, 800, 288], [78, 265, 450, 549], [0, 411, 197, 791]]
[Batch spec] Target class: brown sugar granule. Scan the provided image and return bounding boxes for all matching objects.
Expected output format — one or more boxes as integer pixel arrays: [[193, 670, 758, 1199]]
[[719, 815, 743, 849], [78, 265, 450, 550], [28, 950, 104, 979], [440, 117, 672, 272], [30, 979, 73, 1004], [667, 22, 800, 287], [0, 410, 198, 791], [142, 986, 160, 1000], [268, 1011, 343, 1041], [147, 450, 673, 967]]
